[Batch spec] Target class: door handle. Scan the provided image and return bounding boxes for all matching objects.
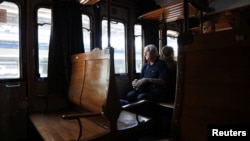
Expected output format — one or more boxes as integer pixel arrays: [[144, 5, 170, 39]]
[[5, 83, 21, 88]]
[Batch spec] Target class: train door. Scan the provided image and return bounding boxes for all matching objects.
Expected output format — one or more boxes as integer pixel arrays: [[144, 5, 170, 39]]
[[0, 1, 27, 140], [27, 5, 51, 112]]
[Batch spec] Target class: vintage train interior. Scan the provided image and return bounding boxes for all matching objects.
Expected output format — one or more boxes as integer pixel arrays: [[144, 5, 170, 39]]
[[0, 0, 250, 141]]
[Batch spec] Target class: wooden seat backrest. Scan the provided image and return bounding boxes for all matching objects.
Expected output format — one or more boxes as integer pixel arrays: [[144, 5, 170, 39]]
[[172, 29, 250, 141], [29, 48, 151, 141], [68, 48, 120, 122]]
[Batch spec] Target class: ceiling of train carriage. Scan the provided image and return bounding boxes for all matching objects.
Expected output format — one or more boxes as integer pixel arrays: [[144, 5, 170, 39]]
[[79, 0, 162, 17], [78, 0, 183, 17], [134, 0, 161, 17], [79, 0, 250, 32]]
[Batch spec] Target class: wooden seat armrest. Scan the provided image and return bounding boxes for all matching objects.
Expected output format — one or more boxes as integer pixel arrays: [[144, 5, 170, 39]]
[[62, 112, 104, 120], [121, 100, 149, 124], [121, 100, 149, 110], [157, 101, 175, 109]]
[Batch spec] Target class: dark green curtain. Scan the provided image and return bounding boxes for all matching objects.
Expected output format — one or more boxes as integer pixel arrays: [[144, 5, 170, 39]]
[[47, 0, 84, 96], [142, 20, 159, 47]]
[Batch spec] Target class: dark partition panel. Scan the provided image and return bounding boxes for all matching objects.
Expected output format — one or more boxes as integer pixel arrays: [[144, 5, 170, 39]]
[[172, 29, 250, 141]]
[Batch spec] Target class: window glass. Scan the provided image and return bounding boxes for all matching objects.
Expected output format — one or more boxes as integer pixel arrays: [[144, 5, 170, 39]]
[[134, 24, 142, 73], [37, 8, 51, 78], [102, 20, 126, 73], [0, 1, 20, 79], [167, 30, 179, 59], [82, 14, 90, 52]]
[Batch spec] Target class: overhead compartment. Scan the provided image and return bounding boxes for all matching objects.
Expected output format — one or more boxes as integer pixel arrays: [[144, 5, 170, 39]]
[[138, 1, 197, 23]]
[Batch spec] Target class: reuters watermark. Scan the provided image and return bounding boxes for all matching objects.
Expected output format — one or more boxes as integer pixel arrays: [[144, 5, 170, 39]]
[[208, 125, 249, 141]]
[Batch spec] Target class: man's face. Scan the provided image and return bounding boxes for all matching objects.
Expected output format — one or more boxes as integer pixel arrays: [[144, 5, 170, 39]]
[[144, 50, 150, 61], [144, 49, 154, 61]]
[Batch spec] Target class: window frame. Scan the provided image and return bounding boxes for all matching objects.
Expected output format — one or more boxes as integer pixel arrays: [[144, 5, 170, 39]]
[[166, 29, 179, 60], [134, 24, 143, 73], [81, 13, 92, 52], [0, 1, 22, 80], [101, 18, 127, 74], [35, 6, 52, 80]]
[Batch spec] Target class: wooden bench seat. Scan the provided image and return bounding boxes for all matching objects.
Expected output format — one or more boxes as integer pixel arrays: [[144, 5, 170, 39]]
[[30, 48, 152, 141], [30, 112, 109, 141]]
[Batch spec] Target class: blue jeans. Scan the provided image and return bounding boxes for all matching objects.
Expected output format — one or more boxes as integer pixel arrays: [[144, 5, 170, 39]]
[[126, 88, 164, 103]]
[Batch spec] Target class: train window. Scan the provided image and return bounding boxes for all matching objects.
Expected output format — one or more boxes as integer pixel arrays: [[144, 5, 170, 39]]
[[102, 19, 126, 73], [167, 30, 179, 59], [82, 14, 91, 52], [0, 1, 20, 79], [37, 8, 51, 78], [134, 24, 142, 73]]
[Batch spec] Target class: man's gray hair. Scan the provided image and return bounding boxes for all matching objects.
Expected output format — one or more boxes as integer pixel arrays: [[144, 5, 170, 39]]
[[145, 44, 158, 56]]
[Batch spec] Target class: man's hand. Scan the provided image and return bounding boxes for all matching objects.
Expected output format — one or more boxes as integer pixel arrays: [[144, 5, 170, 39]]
[[132, 78, 149, 88]]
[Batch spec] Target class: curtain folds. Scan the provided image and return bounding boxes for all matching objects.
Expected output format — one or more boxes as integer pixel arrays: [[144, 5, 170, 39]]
[[47, 0, 84, 97]]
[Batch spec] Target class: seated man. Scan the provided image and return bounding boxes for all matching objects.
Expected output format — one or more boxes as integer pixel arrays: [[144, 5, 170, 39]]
[[121, 44, 167, 105], [160, 45, 177, 102]]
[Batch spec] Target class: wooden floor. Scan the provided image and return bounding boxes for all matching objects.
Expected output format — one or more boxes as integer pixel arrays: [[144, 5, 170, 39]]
[[137, 136, 170, 141], [27, 134, 169, 141], [27, 117, 171, 141], [27, 121, 170, 141], [27, 103, 172, 141]]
